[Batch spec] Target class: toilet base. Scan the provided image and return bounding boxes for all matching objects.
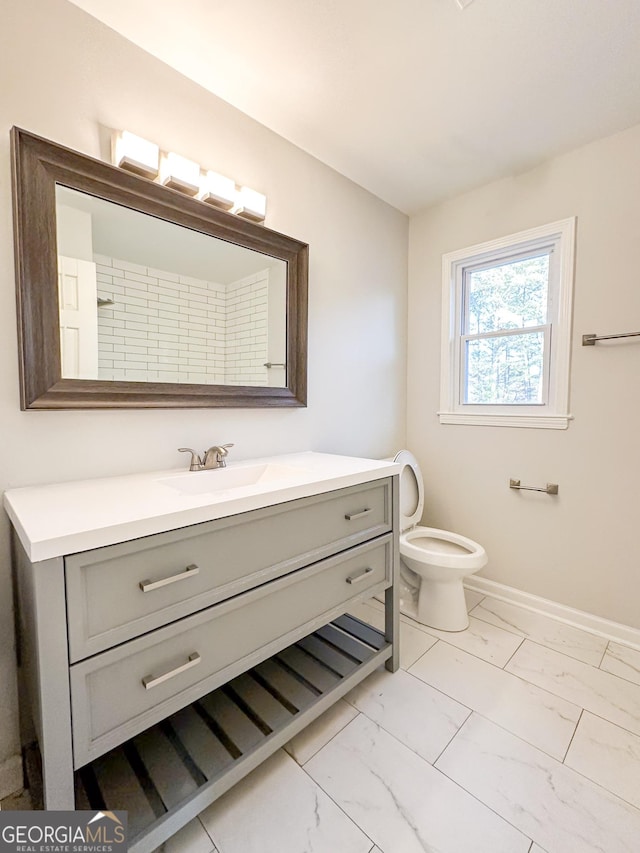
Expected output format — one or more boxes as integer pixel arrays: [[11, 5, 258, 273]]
[[379, 577, 470, 632], [417, 578, 469, 632], [398, 558, 471, 632]]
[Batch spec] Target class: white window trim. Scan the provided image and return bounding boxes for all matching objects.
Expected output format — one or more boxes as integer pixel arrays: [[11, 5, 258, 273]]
[[439, 217, 576, 429]]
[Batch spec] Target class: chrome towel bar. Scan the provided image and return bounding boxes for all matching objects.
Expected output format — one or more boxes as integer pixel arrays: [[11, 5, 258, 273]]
[[510, 479, 559, 495], [582, 331, 640, 346]]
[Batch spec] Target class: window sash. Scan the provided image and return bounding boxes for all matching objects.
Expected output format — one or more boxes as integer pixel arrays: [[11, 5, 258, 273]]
[[454, 242, 559, 411], [462, 244, 554, 278], [461, 248, 553, 338], [459, 325, 551, 407]]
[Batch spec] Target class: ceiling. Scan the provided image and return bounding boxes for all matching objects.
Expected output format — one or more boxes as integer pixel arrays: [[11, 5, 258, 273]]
[[68, 0, 640, 214]]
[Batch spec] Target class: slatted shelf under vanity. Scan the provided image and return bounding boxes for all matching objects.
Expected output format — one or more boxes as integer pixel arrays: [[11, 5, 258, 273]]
[[73, 615, 390, 853]]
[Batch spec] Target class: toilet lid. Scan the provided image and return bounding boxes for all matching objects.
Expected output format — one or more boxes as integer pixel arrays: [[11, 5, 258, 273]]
[[394, 450, 424, 532]]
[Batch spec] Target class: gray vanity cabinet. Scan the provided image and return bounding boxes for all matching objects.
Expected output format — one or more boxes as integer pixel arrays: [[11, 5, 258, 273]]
[[65, 479, 392, 659], [14, 476, 399, 853]]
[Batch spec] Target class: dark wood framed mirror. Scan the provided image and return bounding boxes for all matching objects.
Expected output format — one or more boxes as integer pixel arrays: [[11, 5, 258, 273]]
[[11, 127, 308, 409]]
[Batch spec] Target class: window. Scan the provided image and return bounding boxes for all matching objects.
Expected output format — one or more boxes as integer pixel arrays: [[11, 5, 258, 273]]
[[439, 218, 576, 429]]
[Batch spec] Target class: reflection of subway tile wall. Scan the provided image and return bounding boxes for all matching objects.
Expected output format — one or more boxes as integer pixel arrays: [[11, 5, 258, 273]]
[[225, 272, 268, 386], [94, 254, 268, 385]]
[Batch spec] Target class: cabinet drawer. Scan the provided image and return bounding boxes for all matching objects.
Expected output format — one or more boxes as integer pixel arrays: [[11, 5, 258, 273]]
[[65, 479, 391, 661], [69, 536, 391, 767]]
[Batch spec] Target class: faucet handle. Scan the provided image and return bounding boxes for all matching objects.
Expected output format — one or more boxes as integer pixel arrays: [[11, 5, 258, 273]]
[[178, 448, 204, 472], [202, 443, 234, 469], [216, 443, 234, 463]]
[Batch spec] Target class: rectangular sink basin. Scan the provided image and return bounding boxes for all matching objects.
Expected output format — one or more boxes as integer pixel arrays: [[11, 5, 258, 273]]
[[159, 463, 305, 496]]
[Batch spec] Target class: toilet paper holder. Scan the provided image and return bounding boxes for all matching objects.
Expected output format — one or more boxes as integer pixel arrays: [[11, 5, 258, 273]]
[[509, 479, 559, 495]]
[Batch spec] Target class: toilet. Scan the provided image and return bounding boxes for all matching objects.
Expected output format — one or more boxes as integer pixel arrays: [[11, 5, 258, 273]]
[[395, 450, 487, 632]]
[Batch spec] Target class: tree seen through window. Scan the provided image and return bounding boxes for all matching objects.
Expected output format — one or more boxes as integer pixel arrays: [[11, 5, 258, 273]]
[[463, 254, 549, 404]]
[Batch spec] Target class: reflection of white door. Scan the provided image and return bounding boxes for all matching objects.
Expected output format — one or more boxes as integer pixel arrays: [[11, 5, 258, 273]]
[[58, 256, 98, 379]]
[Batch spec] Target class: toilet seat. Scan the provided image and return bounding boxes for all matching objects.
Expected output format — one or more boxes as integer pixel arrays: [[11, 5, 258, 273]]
[[401, 526, 487, 570], [393, 450, 424, 532]]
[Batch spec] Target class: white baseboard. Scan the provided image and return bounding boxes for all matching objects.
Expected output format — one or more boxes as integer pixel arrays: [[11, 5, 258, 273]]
[[0, 754, 23, 800], [465, 576, 640, 651]]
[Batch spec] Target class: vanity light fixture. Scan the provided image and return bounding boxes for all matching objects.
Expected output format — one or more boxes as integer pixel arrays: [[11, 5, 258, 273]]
[[159, 151, 201, 196], [198, 170, 236, 210], [112, 131, 159, 180], [111, 130, 268, 222], [235, 186, 267, 223]]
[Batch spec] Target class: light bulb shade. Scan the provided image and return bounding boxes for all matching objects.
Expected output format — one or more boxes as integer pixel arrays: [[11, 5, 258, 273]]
[[160, 152, 201, 195], [235, 186, 267, 222], [198, 170, 236, 210], [112, 131, 159, 179]]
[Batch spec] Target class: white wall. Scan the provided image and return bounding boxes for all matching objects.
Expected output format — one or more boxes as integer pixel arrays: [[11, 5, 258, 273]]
[[0, 0, 408, 789], [408, 122, 640, 631]]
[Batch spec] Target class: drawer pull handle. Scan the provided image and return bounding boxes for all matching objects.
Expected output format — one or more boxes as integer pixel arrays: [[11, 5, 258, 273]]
[[345, 508, 371, 521], [142, 652, 201, 690], [139, 564, 200, 593], [346, 567, 374, 585]]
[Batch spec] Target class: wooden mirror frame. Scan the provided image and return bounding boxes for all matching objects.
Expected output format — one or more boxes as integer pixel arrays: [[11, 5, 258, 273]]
[[11, 128, 308, 409]]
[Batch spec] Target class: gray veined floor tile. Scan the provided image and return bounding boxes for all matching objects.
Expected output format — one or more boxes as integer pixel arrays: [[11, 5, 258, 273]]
[[347, 601, 437, 669], [153, 819, 217, 853], [435, 713, 640, 853], [469, 598, 608, 666], [565, 711, 640, 809], [506, 641, 640, 737], [600, 641, 640, 686], [199, 750, 371, 853], [530, 847, 548, 853], [305, 714, 530, 853], [345, 666, 470, 763], [365, 589, 484, 618], [0, 789, 32, 810], [364, 596, 523, 668], [409, 641, 581, 759], [407, 613, 525, 667], [284, 699, 359, 765]]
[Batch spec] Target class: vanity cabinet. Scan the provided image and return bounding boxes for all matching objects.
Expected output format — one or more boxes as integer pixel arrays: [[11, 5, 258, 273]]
[[12, 474, 399, 853]]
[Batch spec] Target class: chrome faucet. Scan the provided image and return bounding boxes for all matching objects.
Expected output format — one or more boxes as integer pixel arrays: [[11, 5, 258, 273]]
[[178, 444, 234, 471]]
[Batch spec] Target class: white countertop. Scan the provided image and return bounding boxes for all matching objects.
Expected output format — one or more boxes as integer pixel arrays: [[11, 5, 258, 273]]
[[4, 452, 400, 562]]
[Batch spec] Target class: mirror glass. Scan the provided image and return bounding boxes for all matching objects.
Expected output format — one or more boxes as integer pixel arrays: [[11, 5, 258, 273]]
[[55, 186, 287, 388]]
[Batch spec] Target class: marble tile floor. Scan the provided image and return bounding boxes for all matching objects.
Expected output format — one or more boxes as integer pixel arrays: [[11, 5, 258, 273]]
[[4, 590, 640, 852]]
